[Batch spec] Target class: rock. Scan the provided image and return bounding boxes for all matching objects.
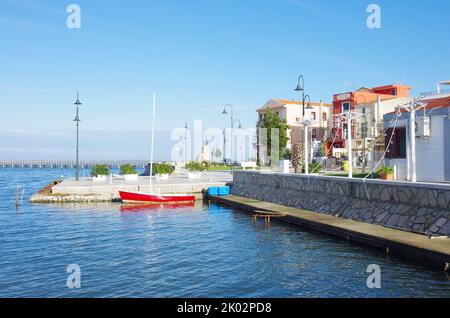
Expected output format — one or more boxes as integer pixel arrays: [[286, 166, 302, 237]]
[[434, 217, 448, 228], [363, 211, 373, 221], [398, 216, 409, 227], [380, 189, 391, 202], [387, 214, 400, 227], [375, 211, 388, 223], [439, 222, 450, 235], [428, 224, 439, 233], [415, 216, 426, 224]]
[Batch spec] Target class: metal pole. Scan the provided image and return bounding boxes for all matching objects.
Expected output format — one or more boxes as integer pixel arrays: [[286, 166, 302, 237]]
[[304, 123, 309, 175], [370, 117, 375, 178], [347, 113, 353, 178], [301, 76, 305, 117], [184, 123, 188, 163], [231, 107, 234, 173], [76, 112, 79, 181], [409, 102, 416, 182], [149, 94, 156, 189], [223, 129, 226, 163], [74, 92, 82, 182]]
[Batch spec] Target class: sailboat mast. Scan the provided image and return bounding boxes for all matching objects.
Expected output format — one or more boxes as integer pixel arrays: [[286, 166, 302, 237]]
[[149, 93, 156, 189]]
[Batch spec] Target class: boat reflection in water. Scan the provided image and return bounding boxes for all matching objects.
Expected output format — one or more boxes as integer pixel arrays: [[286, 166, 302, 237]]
[[119, 202, 196, 213]]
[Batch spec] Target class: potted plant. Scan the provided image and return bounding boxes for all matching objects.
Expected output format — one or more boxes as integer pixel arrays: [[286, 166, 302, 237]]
[[91, 164, 110, 182], [153, 163, 174, 180], [186, 162, 206, 179], [120, 164, 139, 181], [377, 165, 394, 180]]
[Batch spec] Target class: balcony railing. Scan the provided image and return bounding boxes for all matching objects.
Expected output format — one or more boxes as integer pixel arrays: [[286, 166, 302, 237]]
[[420, 88, 450, 97]]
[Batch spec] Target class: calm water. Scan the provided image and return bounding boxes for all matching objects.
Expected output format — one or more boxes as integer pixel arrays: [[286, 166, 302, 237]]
[[0, 168, 449, 298]]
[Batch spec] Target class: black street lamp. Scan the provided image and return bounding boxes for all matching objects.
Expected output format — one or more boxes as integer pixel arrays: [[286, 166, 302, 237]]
[[295, 75, 306, 116], [222, 104, 241, 173], [73, 92, 82, 181], [184, 122, 188, 163]]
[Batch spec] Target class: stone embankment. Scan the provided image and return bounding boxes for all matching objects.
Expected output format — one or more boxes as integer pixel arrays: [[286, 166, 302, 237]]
[[30, 193, 114, 203], [232, 171, 450, 236], [29, 180, 115, 203]]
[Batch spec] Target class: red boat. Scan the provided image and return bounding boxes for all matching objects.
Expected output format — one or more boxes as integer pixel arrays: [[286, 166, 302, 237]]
[[119, 191, 196, 205]]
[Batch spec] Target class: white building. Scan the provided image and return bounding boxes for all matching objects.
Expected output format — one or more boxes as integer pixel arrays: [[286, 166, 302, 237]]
[[257, 99, 333, 150], [353, 96, 414, 162], [384, 95, 450, 182]]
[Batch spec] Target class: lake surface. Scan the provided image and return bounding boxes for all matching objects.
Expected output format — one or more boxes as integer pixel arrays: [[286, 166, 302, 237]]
[[0, 168, 449, 298]]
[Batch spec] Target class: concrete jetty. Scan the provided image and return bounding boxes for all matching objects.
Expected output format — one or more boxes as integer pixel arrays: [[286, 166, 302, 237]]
[[209, 194, 450, 271], [31, 171, 232, 203]]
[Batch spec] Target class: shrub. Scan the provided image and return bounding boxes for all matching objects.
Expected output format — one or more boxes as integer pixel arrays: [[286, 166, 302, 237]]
[[309, 162, 322, 173], [120, 164, 138, 175], [377, 165, 393, 175], [91, 164, 110, 176], [186, 161, 207, 172], [202, 161, 212, 169], [301, 162, 322, 173], [152, 163, 175, 175]]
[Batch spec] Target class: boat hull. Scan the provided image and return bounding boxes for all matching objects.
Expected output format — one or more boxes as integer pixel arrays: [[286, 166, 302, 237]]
[[119, 191, 196, 204]]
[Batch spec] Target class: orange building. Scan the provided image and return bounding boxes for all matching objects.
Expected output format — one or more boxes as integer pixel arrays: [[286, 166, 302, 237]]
[[330, 84, 412, 153]]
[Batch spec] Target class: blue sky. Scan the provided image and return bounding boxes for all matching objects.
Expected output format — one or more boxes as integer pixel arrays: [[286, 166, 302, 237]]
[[1, 0, 449, 160]]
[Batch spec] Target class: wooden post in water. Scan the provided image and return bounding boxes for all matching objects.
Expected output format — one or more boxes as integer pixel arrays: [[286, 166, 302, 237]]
[[15, 186, 19, 208]]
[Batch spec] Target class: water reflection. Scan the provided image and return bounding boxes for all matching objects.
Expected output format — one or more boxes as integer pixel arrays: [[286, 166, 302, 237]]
[[0, 168, 450, 297]]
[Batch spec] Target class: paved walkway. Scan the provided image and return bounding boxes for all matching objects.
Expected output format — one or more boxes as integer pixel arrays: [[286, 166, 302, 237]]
[[52, 171, 232, 199], [209, 195, 450, 271]]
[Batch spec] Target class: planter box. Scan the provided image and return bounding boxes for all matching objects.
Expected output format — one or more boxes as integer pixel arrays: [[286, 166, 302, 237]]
[[157, 173, 169, 180], [279, 160, 290, 174], [92, 175, 107, 182], [380, 173, 394, 181], [124, 174, 139, 181], [188, 172, 202, 179]]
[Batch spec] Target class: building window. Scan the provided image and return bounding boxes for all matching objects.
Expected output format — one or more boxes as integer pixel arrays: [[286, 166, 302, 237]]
[[323, 112, 327, 121], [342, 102, 350, 113], [311, 112, 316, 120], [385, 127, 406, 159], [391, 89, 397, 96], [312, 129, 317, 139], [342, 123, 348, 139]]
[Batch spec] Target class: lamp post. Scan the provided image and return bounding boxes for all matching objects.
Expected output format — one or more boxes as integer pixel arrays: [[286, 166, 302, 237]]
[[73, 92, 82, 181], [233, 119, 243, 164], [184, 123, 188, 163], [295, 75, 306, 117], [222, 104, 234, 172], [398, 98, 427, 183], [301, 95, 313, 174]]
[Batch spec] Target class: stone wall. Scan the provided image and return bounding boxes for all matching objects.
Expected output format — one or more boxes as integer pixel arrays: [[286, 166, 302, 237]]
[[231, 171, 450, 236]]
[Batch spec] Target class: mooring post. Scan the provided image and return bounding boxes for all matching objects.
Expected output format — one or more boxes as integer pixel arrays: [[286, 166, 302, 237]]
[[15, 186, 19, 208], [21, 188, 25, 205]]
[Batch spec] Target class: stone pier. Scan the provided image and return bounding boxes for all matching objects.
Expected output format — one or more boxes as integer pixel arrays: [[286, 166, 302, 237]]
[[231, 171, 450, 236], [30, 172, 232, 203]]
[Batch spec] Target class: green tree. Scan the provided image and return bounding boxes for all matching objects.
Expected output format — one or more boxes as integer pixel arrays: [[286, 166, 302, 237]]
[[120, 164, 138, 175], [215, 148, 223, 162], [260, 109, 290, 160]]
